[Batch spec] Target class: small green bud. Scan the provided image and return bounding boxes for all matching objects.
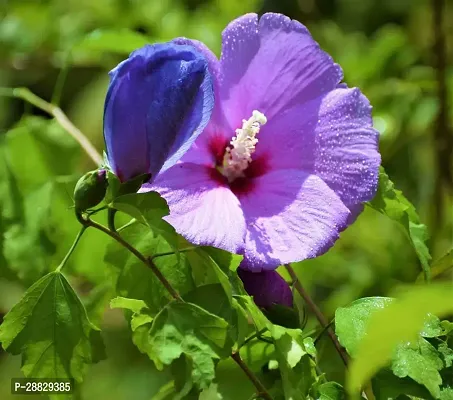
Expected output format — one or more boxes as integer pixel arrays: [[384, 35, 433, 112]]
[[74, 169, 108, 212]]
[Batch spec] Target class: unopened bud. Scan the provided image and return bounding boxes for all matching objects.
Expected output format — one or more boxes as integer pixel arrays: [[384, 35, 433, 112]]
[[74, 169, 108, 212]]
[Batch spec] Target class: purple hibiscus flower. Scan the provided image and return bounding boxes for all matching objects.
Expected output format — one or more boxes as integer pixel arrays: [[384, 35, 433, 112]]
[[141, 13, 381, 271]]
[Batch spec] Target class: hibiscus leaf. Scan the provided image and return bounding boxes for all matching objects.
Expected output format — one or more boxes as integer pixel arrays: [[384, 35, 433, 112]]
[[200, 246, 243, 273], [337, 296, 447, 397], [269, 325, 317, 400], [187, 248, 233, 303], [111, 190, 168, 225], [368, 167, 431, 280], [345, 284, 453, 396], [105, 171, 152, 202], [199, 383, 223, 400], [316, 382, 347, 400], [438, 342, 453, 368], [335, 297, 444, 356], [371, 369, 433, 400], [110, 189, 178, 247], [183, 283, 232, 323], [112, 299, 231, 390], [440, 388, 453, 400], [0, 271, 105, 381], [391, 337, 443, 398]]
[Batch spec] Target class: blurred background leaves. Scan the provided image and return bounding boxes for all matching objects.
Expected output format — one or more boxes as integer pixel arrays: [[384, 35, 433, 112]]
[[0, 0, 452, 399]]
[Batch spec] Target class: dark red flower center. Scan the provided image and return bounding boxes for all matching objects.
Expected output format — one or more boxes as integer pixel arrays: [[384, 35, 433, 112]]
[[208, 134, 269, 196]]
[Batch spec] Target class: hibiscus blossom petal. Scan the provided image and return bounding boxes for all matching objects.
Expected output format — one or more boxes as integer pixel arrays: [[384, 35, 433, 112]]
[[104, 43, 213, 181], [171, 38, 235, 167], [173, 37, 221, 95], [219, 13, 343, 127], [142, 163, 246, 253], [256, 87, 380, 210], [237, 170, 350, 271]]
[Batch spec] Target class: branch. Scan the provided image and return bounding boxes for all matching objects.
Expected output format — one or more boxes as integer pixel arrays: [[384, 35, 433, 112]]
[[1, 87, 102, 166], [76, 212, 183, 301], [284, 264, 348, 366], [231, 352, 272, 400]]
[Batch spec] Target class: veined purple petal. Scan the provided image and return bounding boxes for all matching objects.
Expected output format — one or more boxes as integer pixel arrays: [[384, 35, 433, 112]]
[[237, 170, 350, 271], [142, 163, 246, 253], [255, 87, 380, 210], [104, 43, 214, 182], [238, 269, 293, 308], [219, 13, 343, 128]]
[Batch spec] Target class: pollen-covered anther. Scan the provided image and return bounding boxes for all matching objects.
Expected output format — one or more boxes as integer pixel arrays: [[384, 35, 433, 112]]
[[221, 110, 267, 182]]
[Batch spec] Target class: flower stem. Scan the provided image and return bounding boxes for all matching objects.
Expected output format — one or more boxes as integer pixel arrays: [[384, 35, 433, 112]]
[[0, 87, 102, 166], [231, 352, 272, 400], [77, 212, 183, 301], [56, 227, 87, 272], [108, 208, 117, 233], [284, 264, 349, 366]]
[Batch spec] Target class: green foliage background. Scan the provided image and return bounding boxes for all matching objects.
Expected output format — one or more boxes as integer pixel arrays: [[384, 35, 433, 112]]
[[0, 0, 452, 399]]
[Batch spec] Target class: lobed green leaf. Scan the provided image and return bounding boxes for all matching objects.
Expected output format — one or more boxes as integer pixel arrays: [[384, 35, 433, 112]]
[[0, 271, 105, 382]]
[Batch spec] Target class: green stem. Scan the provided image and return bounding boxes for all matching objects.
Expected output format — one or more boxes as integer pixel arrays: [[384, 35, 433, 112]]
[[0, 87, 102, 166], [284, 264, 349, 366], [108, 208, 117, 233], [77, 212, 183, 301], [313, 319, 335, 345], [231, 352, 272, 400], [240, 328, 268, 349], [56, 227, 87, 272]]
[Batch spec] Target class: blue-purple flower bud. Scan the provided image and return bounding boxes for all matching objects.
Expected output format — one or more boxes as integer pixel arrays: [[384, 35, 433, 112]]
[[238, 269, 293, 309], [103, 43, 214, 183], [74, 169, 108, 211]]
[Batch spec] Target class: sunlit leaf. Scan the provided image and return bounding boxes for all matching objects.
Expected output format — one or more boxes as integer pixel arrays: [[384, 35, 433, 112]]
[[199, 383, 223, 400], [346, 284, 453, 395], [113, 299, 231, 390], [317, 382, 346, 400], [0, 271, 105, 381], [110, 189, 177, 244], [335, 297, 444, 356], [269, 325, 316, 400]]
